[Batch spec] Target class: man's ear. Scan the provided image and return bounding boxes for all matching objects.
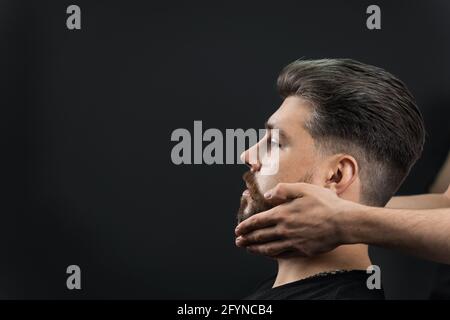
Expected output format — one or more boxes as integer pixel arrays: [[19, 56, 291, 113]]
[[325, 154, 358, 196]]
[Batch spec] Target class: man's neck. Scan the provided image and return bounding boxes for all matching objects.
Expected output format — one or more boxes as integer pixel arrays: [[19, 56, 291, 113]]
[[273, 244, 371, 288]]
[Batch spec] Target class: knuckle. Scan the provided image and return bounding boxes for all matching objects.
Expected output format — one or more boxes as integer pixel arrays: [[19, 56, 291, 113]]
[[272, 208, 282, 221], [291, 198, 303, 210], [280, 216, 292, 229], [278, 182, 287, 193], [276, 223, 287, 234], [284, 215, 296, 228], [274, 183, 285, 196], [275, 207, 288, 220], [284, 228, 297, 239], [271, 227, 284, 240], [274, 226, 284, 238]]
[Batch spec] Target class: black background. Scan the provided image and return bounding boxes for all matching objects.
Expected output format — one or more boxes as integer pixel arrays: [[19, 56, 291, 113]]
[[1, 0, 449, 299]]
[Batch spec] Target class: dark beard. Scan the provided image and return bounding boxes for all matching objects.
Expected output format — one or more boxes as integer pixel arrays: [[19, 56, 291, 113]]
[[236, 171, 273, 224], [236, 171, 314, 224]]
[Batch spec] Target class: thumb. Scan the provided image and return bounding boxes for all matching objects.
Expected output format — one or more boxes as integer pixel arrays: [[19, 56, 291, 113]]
[[264, 182, 314, 204]]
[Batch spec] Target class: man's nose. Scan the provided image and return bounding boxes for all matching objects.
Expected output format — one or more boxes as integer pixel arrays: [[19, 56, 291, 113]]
[[240, 144, 261, 172]]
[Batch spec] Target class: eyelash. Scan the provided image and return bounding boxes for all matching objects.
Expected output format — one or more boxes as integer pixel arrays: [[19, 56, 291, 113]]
[[270, 138, 282, 148]]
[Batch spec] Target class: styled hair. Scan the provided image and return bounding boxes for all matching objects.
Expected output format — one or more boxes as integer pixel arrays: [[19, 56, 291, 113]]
[[277, 58, 425, 206]]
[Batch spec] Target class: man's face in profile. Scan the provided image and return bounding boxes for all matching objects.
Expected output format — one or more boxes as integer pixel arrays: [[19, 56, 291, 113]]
[[237, 96, 319, 223]]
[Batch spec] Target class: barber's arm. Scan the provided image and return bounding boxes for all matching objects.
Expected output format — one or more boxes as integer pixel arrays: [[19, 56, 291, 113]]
[[386, 186, 450, 209], [235, 183, 450, 264]]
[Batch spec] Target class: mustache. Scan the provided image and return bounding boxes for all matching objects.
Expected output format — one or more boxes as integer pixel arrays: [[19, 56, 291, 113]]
[[237, 171, 273, 224], [242, 171, 265, 202]]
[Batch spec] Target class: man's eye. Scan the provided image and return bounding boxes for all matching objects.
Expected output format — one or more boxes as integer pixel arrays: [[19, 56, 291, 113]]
[[271, 139, 282, 148]]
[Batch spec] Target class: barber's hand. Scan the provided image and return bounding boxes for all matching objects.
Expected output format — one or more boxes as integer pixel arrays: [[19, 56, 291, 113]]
[[234, 183, 362, 258]]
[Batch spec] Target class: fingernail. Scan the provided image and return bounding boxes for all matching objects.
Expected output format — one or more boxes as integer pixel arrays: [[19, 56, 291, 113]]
[[264, 191, 272, 199]]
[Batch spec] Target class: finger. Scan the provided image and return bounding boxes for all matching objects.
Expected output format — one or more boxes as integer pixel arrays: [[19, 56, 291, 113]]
[[246, 240, 294, 257], [236, 226, 282, 247], [262, 192, 292, 206], [264, 182, 315, 202], [235, 207, 279, 236]]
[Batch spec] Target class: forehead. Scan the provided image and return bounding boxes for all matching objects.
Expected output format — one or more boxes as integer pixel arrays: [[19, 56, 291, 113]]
[[267, 96, 313, 135]]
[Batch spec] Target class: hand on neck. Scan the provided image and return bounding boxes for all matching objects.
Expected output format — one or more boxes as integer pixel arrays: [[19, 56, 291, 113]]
[[272, 184, 370, 288]]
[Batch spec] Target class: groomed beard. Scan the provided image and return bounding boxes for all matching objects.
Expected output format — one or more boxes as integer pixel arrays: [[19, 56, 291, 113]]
[[237, 171, 273, 224], [236, 171, 313, 224]]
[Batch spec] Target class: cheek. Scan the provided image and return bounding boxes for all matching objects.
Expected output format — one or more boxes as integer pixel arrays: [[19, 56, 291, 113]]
[[257, 151, 319, 191], [256, 175, 280, 195], [256, 155, 288, 194]]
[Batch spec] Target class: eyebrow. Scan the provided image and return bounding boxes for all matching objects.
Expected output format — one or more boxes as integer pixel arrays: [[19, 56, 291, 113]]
[[264, 120, 289, 141]]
